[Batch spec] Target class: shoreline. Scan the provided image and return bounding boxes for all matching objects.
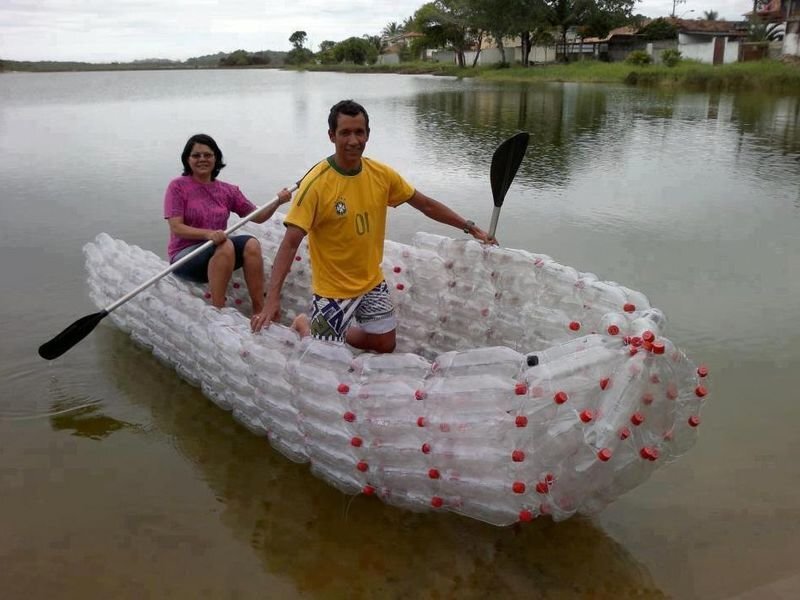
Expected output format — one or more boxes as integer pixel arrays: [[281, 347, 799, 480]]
[[3, 59, 800, 93]]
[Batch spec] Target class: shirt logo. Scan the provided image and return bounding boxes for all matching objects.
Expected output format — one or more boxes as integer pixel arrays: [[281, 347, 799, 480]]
[[335, 198, 347, 216]]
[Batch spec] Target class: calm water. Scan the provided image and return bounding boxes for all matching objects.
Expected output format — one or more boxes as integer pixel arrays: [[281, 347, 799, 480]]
[[1, 69, 799, 599]]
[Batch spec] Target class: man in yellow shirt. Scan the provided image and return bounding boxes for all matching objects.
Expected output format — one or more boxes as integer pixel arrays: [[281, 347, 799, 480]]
[[251, 99, 492, 353]]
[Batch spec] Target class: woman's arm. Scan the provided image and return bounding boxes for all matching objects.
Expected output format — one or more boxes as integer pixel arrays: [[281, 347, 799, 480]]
[[167, 217, 226, 245], [251, 188, 293, 224]]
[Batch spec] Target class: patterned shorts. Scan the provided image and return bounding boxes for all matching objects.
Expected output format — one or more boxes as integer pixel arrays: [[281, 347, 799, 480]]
[[308, 280, 397, 342]]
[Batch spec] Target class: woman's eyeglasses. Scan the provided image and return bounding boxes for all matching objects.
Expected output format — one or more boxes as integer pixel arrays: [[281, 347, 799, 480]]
[[190, 152, 214, 160]]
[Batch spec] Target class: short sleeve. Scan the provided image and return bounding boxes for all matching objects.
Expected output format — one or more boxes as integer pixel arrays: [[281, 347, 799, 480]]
[[386, 168, 415, 208], [164, 179, 185, 219], [229, 185, 257, 217]]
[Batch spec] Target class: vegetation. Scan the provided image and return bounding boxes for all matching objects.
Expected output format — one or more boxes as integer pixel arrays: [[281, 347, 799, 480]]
[[626, 50, 652, 65], [661, 48, 682, 67]]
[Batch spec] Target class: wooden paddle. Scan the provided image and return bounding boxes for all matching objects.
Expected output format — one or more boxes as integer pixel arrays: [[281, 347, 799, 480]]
[[488, 132, 530, 239], [38, 184, 298, 360]]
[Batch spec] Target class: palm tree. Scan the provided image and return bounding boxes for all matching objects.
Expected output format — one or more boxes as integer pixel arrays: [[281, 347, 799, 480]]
[[703, 10, 718, 20], [381, 21, 404, 40]]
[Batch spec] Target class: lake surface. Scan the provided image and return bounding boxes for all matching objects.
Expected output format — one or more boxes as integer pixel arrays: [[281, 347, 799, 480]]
[[1, 69, 799, 599]]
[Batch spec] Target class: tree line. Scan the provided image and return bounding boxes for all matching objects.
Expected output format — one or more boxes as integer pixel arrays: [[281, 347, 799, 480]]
[[286, 0, 639, 67]]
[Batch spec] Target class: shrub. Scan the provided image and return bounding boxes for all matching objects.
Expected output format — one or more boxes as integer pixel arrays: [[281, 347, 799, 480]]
[[626, 50, 652, 66], [661, 49, 682, 67]]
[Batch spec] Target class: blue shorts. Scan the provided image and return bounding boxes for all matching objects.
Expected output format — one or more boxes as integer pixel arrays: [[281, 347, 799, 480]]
[[171, 234, 255, 284], [308, 280, 397, 342]]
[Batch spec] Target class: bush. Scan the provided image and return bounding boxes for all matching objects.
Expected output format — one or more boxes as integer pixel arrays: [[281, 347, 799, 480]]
[[626, 50, 652, 66], [661, 49, 682, 67]]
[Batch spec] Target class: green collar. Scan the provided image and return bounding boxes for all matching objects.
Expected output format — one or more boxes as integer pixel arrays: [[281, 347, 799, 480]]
[[327, 155, 362, 176]]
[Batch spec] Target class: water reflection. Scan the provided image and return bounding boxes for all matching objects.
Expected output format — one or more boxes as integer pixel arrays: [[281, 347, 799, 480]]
[[100, 330, 665, 598], [49, 402, 136, 440], [415, 83, 610, 188], [413, 83, 800, 193]]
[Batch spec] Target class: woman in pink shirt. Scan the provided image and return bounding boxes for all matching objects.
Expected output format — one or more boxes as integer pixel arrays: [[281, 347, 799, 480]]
[[164, 134, 291, 314]]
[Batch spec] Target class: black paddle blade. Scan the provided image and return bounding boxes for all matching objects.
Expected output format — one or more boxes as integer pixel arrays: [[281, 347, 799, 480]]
[[38, 310, 108, 360], [490, 132, 530, 208]]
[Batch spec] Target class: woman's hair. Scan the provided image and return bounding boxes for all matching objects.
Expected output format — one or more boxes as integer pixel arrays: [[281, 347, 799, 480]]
[[328, 99, 370, 134], [181, 133, 226, 180]]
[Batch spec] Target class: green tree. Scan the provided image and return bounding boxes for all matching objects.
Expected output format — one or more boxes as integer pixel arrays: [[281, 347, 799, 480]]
[[289, 31, 308, 50], [333, 37, 378, 64], [703, 10, 719, 20], [382, 21, 405, 38], [317, 41, 338, 64], [412, 1, 475, 67], [219, 49, 250, 66], [638, 17, 678, 40]]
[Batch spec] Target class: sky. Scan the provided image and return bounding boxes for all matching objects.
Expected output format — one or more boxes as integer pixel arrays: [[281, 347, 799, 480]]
[[0, 0, 757, 63]]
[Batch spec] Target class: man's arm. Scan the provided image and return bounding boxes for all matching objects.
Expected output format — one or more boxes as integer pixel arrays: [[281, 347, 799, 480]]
[[406, 190, 495, 244], [251, 224, 306, 332]]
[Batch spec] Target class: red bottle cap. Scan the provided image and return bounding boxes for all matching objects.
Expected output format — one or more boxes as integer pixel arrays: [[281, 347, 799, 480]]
[[431, 496, 443, 508], [512, 450, 525, 462], [623, 303, 636, 312], [393, 266, 402, 273], [428, 468, 440, 479], [535, 481, 549, 494], [554, 391, 568, 404], [337, 383, 350, 394], [697, 365, 709, 377], [421, 443, 431, 454], [416, 417, 426, 427], [607, 324, 620, 336], [396, 283, 405, 291], [515, 415, 528, 428], [519, 509, 534, 522], [512, 481, 526, 494], [362, 485, 375, 495], [652, 341, 665, 354], [620, 427, 631, 440], [695, 385, 708, 398], [343, 411, 356, 422], [356, 461, 369, 472], [642, 330, 655, 342], [630, 412, 645, 426], [350, 437, 363, 447], [515, 383, 528, 395], [688, 415, 701, 427], [579, 410, 594, 423], [598, 448, 613, 461], [414, 389, 426, 400], [569, 321, 581, 331], [600, 377, 611, 390]]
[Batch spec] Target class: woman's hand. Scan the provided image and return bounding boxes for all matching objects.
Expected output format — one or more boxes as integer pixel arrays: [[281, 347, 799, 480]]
[[206, 230, 227, 245], [277, 188, 293, 205]]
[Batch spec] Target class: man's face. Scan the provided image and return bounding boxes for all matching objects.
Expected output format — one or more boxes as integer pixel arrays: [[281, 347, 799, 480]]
[[329, 112, 369, 166]]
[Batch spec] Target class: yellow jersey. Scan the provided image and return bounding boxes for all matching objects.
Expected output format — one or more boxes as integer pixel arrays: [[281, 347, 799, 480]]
[[285, 156, 415, 298]]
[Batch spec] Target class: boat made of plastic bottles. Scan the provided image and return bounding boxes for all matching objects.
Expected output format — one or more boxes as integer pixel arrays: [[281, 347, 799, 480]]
[[83, 217, 709, 526]]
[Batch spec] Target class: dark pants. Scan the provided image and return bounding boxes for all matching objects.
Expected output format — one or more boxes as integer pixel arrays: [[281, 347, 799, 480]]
[[171, 234, 254, 284]]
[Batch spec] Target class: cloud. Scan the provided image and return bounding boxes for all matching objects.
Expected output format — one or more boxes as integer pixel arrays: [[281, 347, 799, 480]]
[[0, 0, 756, 63]]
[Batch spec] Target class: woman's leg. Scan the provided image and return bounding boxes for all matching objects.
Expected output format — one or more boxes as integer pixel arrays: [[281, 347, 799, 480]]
[[207, 240, 235, 308], [240, 237, 265, 314]]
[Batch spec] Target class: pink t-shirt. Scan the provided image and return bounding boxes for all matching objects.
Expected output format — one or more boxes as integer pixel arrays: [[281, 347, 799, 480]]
[[163, 175, 256, 260]]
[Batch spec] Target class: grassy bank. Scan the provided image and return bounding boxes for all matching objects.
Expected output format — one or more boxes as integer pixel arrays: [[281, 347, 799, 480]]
[[299, 59, 800, 93]]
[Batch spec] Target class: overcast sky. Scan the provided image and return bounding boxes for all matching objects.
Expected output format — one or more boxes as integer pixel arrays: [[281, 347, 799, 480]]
[[1, 0, 756, 63]]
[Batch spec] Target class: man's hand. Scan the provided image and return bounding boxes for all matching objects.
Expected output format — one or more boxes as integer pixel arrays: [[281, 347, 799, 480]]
[[469, 224, 498, 246], [251, 299, 280, 332]]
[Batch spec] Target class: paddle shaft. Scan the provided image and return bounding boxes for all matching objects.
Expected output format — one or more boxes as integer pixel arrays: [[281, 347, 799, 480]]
[[488, 206, 501, 240], [105, 184, 297, 314]]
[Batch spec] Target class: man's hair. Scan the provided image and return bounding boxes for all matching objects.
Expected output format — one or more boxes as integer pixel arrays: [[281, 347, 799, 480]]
[[180, 133, 226, 180], [328, 99, 370, 133]]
